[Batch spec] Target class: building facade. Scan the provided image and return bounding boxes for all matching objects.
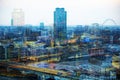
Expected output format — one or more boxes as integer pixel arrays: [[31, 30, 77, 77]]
[[54, 8, 67, 41], [40, 22, 44, 30], [12, 9, 24, 26]]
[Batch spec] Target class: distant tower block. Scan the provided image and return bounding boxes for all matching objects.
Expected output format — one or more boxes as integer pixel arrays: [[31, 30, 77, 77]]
[[40, 22, 44, 30], [11, 19, 13, 26], [12, 9, 25, 26]]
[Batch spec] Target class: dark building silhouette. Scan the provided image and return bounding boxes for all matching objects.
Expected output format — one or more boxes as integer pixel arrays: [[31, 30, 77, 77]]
[[54, 8, 67, 41], [0, 46, 5, 59]]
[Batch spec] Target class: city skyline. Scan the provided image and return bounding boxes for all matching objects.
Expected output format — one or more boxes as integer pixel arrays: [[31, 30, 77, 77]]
[[0, 1, 120, 80], [0, 0, 120, 26]]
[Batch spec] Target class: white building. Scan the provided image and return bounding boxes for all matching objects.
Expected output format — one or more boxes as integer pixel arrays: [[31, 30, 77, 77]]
[[12, 9, 25, 26]]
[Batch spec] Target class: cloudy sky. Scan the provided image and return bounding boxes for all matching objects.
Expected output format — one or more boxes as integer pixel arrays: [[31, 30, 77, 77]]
[[0, 0, 119, 26]]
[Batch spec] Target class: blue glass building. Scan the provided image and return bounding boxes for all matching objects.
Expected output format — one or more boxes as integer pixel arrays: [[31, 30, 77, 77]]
[[40, 22, 44, 30], [54, 8, 67, 41]]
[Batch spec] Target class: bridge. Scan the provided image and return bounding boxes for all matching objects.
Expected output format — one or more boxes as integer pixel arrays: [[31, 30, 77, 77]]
[[0, 61, 79, 80]]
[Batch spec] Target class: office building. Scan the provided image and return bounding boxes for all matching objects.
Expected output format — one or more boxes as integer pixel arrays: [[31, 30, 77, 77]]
[[40, 22, 44, 30], [54, 8, 67, 41], [0, 45, 5, 60], [12, 9, 25, 26], [11, 19, 13, 26]]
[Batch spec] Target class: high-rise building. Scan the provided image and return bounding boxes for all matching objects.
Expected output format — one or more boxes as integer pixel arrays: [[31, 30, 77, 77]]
[[0, 45, 5, 60], [11, 19, 13, 26], [40, 22, 44, 30], [54, 8, 67, 41], [12, 9, 24, 26]]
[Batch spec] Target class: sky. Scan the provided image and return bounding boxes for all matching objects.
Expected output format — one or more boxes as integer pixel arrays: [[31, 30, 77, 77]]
[[0, 0, 120, 26]]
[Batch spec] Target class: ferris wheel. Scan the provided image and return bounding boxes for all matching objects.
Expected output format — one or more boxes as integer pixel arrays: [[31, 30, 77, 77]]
[[102, 19, 117, 26]]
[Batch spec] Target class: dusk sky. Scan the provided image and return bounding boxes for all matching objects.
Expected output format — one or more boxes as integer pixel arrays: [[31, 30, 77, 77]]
[[0, 0, 119, 26]]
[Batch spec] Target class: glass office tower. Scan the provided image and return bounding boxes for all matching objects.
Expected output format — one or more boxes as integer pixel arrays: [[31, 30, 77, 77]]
[[54, 8, 67, 41]]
